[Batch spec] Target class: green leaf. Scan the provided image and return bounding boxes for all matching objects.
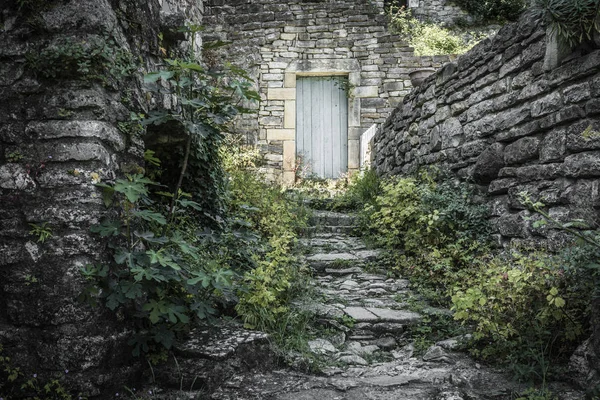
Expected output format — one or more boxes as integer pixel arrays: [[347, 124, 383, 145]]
[[90, 219, 121, 237], [144, 70, 175, 83], [143, 299, 168, 324], [114, 248, 136, 269], [152, 327, 175, 349], [121, 281, 143, 299], [146, 249, 181, 270], [133, 210, 167, 225], [554, 297, 566, 308], [177, 199, 203, 211], [113, 176, 149, 203]]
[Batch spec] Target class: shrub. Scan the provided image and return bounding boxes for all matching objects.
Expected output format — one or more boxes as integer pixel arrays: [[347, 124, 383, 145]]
[[332, 168, 382, 211], [366, 171, 490, 252], [82, 174, 238, 356], [222, 144, 310, 330], [388, 5, 483, 55], [451, 248, 593, 382]]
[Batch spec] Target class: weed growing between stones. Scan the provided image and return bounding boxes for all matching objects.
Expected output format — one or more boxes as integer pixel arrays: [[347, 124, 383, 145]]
[[26, 36, 138, 88]]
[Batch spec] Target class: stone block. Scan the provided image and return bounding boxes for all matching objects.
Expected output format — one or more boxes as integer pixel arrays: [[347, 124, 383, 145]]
[[472, 143, 505, 184], [284, 100, 295, 128], [531, 92, 563, 117], [352, 86, 379, 98], [349, 97, 361, 127], [25, 120, 125, 151], [349, 127, 364, 140], [282, 140, 295, 171], [348, 139, 359, 169], [267, 129, 295, 141], [267, 88, 296, 100], [504, 137, 541, 165], [563, 152, 600, 178], [540, 129, 566, 163], [284, 73, 296, 88], [496, 212, 528, 238], [563, 82, 591, 103]]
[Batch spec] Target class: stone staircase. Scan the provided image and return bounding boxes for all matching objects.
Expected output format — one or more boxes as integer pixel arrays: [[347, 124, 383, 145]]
[[151, 209, 585, 400], [297, 210, 424, 364]]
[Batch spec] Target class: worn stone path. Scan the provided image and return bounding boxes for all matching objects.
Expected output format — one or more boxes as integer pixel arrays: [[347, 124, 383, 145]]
[[154, 210, 584, 400]]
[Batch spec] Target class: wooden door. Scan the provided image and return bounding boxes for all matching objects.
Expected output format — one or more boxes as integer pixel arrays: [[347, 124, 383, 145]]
[[296, 76, 348, 179]]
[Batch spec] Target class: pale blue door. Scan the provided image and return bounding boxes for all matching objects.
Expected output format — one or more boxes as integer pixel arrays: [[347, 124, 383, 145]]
[[296, 76, 348, 179]]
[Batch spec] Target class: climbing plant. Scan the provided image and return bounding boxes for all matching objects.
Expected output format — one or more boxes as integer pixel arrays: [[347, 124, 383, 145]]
[[142, 25, 260, 223], [81, 26, 261, 355]]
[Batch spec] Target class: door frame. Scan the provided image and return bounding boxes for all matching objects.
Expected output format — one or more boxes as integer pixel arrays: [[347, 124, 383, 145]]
[[266, 59, 368, 184]]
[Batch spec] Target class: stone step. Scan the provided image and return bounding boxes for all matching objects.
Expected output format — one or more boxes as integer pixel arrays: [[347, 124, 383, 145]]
[[343, 306, 422, 325], [309, 210, 357, 227], [152, 323, 277, 392], [302, 225, 358, 235], [306, 249, 382, 272], [298, 236, 366, 252]]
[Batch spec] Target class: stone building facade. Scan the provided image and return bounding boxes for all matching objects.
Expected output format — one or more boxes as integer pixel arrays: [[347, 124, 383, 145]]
[[0, 0, 203, 394], [204, 0, 451, 183]]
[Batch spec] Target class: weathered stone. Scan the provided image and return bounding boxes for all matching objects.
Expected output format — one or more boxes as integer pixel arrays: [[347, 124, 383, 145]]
[[343, 307, 379, 322], [337, 354, 368, 366], [472, 143, 505, 184], [366, 308, 422, 324], [0, 164, 37, 190], [309, 338, 337, 355], [504, 137, 540, 165], [563, 152, 600, 178], [423, 345, 453, 363], [540, 129, 566, 163]]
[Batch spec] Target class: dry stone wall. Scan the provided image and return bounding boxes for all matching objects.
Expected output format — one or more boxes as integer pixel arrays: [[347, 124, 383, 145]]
[[0, 0, 202, 395], [373, 14, 600, 385], [204, 0, 451, 183], [375, 14, 600, 246]]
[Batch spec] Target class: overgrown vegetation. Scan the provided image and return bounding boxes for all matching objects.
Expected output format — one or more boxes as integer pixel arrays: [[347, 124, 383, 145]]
[[0, 344, 83, 400], [388, 4, 484, 55], [26, 36, 137, 88], [531, 0, 600, 47], [335, 167, 596, 388], [78, 26, 311, 361]]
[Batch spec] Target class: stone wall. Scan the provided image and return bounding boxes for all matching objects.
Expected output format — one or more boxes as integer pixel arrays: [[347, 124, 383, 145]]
[[408, 0, 470, 25], [0, 0, 203, 395], [204, 0, 451, 183], [373, 13, 600, 386], [374, 14, 600, 245]]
